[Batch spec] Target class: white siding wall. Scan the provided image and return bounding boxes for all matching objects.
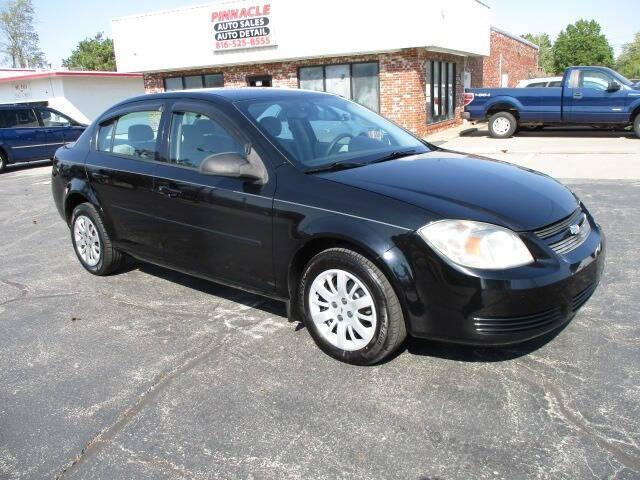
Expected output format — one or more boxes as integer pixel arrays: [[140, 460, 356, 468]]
[[0, 76, 144, 123]]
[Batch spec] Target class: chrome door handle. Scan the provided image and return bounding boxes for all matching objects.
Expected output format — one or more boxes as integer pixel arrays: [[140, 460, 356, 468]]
[[573, 92, 583, 99], [158, 185, 182, 198], [91, 172, 109, 183]]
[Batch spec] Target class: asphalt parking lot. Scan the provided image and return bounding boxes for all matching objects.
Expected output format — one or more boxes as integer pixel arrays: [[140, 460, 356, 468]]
[[1, 131, 640, 479]]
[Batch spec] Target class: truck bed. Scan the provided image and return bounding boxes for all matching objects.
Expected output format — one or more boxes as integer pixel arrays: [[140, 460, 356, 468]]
[[465, 87, 563, 123]]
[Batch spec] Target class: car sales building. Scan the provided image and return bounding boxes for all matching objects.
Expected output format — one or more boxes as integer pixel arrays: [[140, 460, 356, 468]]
[[112, 0, 495, 137]]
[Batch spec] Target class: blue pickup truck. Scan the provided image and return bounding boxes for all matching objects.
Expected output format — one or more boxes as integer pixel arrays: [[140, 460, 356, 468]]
[[0, 104, 86, 172], [463, 66, 640, 138]]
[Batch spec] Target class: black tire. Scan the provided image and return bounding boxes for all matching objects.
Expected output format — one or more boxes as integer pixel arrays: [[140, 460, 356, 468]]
[[70, 203, 124, 276], [634, 115, 640, 139], [488, 111, 518, 139], [0, 151, 7, 173], [299, 248, 406, 365]]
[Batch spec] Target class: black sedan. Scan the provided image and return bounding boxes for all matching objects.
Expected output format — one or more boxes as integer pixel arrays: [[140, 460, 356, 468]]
[[51, 88, 605, 365]]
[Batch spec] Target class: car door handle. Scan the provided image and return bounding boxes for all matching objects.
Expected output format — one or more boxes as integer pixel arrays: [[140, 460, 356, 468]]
[[158, 185, 182, 198], [91, 172, 109, 183], [573, 92, 583, 99]]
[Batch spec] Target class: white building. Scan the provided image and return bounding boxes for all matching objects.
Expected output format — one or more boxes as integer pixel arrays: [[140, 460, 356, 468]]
[[111, 0, 492, 136], [0, 69, 144, 123]]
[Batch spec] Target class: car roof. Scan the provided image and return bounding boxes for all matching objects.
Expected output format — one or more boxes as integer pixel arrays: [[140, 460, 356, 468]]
[[117, 87, 333, 108], [522, 77, 563, 83], [0, 104, 42, 109]]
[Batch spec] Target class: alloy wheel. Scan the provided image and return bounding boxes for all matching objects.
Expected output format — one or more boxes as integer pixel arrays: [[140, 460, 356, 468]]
[[73, 215, 101, 267]]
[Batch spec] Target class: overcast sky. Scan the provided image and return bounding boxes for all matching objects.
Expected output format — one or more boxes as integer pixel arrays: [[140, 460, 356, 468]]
[[23, 0, 640, 68]]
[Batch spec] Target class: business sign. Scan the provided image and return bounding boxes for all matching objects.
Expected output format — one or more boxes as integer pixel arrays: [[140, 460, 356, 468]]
[[13, 81, 32, 100], [211, 2, 274, 52]]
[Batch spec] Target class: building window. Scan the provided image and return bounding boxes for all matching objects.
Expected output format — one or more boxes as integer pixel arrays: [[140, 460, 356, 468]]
[[427, 61, 456, 123], [164, 73, 224, 91], [298, 62, 380, 112]]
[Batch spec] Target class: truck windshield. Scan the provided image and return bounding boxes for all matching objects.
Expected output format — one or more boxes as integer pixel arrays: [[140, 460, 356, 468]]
[[608, 68, 634, 87], [236, 94, 429, 171]]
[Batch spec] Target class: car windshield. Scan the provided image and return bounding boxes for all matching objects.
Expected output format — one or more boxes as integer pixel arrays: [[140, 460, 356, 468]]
[[236, 94, 429, 171]]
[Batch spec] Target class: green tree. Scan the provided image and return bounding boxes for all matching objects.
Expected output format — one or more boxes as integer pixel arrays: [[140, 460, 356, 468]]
[[552, 19, 614, 72], [522, 33, 555, 74], [616, 33, 640, 79], [62, 32, 116, 71], [0, 0, 46, 68]]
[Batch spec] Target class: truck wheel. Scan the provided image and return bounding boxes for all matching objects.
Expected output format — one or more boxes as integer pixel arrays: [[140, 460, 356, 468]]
[[634, 116, 640, 139], [488, 112, 517, 139]]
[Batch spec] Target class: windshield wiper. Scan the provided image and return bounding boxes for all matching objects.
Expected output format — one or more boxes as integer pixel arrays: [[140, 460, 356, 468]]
[[305, 161, 365, 174], [368, 149, 419, 165]]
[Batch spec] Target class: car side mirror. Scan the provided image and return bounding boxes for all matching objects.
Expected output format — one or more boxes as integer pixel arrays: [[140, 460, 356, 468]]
[[199, 152, 263, 183], [607, 81, 621, 92]]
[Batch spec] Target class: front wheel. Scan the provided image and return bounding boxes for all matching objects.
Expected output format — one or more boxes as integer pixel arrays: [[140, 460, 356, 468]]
[[634, 116, 640, 139], [0, 151, 7, 173], [299, 248, 406, 365], [488, 111, 518, 139]]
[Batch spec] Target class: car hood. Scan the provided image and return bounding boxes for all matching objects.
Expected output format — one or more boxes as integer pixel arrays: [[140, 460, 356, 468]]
[[317, 150, 578, 231]]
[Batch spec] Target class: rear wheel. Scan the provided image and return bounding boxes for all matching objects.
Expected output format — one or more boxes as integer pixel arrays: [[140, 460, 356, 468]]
[[70, 203, 124, 276], [634, 115, 640, 139], [299, 248, 406, 365], [0, 151, 6, 173], [488, 111, 518, 138]]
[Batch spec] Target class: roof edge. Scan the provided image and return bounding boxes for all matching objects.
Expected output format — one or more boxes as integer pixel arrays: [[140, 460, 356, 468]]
[[491, 26, 539, 50], [0, 71, 143, 82]]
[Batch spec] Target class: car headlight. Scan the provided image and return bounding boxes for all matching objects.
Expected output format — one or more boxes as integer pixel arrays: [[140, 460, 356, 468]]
[[418, 220, 534, 270]]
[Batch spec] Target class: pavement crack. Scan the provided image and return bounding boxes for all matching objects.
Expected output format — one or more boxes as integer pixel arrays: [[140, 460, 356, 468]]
[[543, 380, 640, 472], [0, 279, 78, 307], [55, 335, 230, 479]]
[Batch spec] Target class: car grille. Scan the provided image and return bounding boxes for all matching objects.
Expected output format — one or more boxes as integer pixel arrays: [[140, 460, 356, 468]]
[[473, 282, 596, 335], [572, 282, 597, 312], [533, 208, 591, 255], [473, 307, 565, 335]]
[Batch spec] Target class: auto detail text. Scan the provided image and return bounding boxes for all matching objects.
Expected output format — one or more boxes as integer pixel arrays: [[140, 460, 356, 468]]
[[212, 3, 274, 51]]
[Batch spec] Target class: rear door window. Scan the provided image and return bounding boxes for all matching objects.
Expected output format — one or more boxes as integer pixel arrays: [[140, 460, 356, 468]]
[[0, 110, 18, 128], [169, 111, 245, 169], [107, 111, 161, 160], [97, 120, 115, 152], [16, 109, 39, 127]]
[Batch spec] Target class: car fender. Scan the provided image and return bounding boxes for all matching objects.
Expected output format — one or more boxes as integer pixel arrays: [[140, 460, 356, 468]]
[[297, 214, 398, 258], [484, 96, 524, 115], [628, 97, 640, 119], [62, 176, 117, 238], [279, 207, 413, 299]]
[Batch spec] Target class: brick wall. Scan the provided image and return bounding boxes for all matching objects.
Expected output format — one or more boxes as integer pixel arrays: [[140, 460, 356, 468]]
[[143, 48, 466, 138], [468, 29, 539, 88]]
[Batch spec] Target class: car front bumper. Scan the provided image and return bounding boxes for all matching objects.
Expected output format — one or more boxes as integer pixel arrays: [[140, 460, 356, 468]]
[[384, 219, 606, 345]]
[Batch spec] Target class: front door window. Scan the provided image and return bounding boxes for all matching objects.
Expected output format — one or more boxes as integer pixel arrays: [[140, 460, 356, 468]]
[[39, 109, 72, 127], [579, 70, 613, 91]]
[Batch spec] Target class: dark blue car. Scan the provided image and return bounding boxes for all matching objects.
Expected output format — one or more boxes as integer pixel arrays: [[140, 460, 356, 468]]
[[463, 66, 640, 138], [0, 104, 86, 172]]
